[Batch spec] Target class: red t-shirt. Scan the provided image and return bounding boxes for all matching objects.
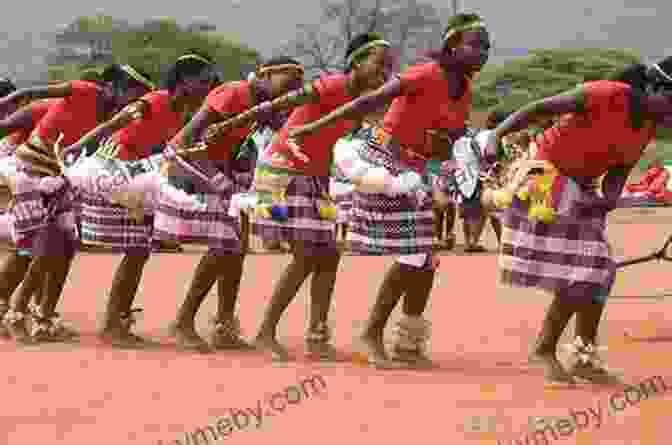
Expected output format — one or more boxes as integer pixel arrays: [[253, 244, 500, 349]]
[[112, 90, 182, 161], [4, 99, 55, 146], [32, 80, 102, 147], [266, 74, 356, 177], [198, 81, 254, 161], [536, 81, 656, 177], [383, 62, 472, 152]]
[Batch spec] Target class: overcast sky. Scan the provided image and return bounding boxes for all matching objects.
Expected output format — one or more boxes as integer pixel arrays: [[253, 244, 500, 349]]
[[0, 0, 668, 84]]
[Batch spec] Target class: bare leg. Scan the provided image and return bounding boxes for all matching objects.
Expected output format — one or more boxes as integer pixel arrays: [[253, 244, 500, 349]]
[[170, 249, 222, 353], [98, 248, 150, 348], [529, 290, 578, 386], [305, 247, 341, 360], [5, 254, 51, 343], [0, 251, 31, 337], [254, 241, 314, 361], [31, 254, 78, 342], [359, 262, 409, 369], [568, 287, 619, 384], [210, 252, 252, 350], [393, 262, 435, 365]]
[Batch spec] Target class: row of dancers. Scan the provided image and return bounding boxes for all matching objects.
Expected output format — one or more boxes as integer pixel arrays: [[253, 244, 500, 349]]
[[1, 12, 672, 385]]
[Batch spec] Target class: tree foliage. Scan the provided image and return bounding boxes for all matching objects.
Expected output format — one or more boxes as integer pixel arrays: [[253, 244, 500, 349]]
[[48, 15, 260, 84], [473, 48, 642, 111], [279, 0, 445, 75]]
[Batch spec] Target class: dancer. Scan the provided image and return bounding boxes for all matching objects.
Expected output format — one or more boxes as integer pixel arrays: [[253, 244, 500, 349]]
[[207, 33, 396, 361], [282, 14, 490, 367], [0, 64, 153, 342], [484, 56, 672, 385], [330, 99, 388, 249], [0, 97, 59, 332], [155, 57, 305, 352], [61, 54, 214, 348]]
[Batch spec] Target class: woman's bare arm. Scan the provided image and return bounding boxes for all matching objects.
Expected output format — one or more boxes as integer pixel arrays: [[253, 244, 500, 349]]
[[66, 100, 150, 154], [289, 78, 403, 139], [0, 103, 38, 133], [205, 81, 320, 142], [493, 89, 585, 140], [1, 82, 72, 105]]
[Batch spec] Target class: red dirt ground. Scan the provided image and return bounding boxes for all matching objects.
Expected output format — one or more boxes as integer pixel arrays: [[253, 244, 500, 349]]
[[1, 208, 671, 445]]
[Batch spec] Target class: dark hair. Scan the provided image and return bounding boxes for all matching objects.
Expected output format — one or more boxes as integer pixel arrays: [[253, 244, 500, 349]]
[[163, 50, 215, 91], [608, 63, 648, 90], [424, 13, 484, 61], [100, 64, 154, 90], [344, 32, 386, 72], [0, 77, 16, 97], [100, 64, 124, 82]]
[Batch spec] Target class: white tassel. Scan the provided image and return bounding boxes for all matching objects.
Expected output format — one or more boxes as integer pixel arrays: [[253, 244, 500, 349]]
[[393, 316, 431, 352]]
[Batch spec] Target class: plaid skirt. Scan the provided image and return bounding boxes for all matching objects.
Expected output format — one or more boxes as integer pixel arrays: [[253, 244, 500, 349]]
[[346, 132, 434, 255], [330, 178, 353, 224], [153, 185, 241, 251], [499, 175, 615, 296], [74, 153, 164, 249], [79, 194, 153, 249], [10, 169, 77, 250], [253, 175, 336, 246]]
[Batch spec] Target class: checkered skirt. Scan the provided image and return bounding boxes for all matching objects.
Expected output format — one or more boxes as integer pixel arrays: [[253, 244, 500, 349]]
[[10, 168, 77, 250], [253, 175, 336, 245], [153, 186, 241, 251], [499, 175, 616, 295], [347, 135, 434, 255], [77, 154, 163, 249]]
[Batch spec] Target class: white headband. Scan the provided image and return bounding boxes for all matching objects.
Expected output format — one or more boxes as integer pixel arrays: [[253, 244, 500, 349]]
[[346, 40, 391, 67], [442, 21, 485, 42]]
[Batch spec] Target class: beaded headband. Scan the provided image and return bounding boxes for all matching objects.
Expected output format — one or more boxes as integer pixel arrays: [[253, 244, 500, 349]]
[[120, 65, 155, 90], [345, 40, 391, 67]]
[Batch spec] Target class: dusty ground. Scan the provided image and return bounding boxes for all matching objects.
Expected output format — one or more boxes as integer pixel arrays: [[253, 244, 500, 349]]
[[0, 207, 670, 445]]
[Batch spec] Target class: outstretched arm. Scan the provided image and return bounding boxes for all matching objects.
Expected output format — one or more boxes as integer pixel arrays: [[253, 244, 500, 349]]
[[171, 104, 221, 151], [493, 88, 584, 140], [289, 78, 403, 139], [0, 102, 39, 134], [0, 82, 72, 107], [205, 81, 320, 142], [64, 100, 150, 157]]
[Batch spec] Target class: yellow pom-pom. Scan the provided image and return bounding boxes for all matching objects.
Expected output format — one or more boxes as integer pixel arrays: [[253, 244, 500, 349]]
[[528, 204, 543, 220], [319, 204, 338, 220], [271, 189, 286, 202], [255, 206, 271, 219], [492, 190, 513, 208], [536, 205, 556, 224], [516, 188, 530, 201]]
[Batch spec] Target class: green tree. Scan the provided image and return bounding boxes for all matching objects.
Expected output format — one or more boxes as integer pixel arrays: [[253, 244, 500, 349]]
[[48, 16, 259, 83], [473, 48, 641, 110]]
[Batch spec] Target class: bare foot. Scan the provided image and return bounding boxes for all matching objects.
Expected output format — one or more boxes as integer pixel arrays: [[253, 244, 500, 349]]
[[169, 323, 212, 353], [254, 335, 293, 362], [305, 341, 339, 361], [357, 336, 406, 369]]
